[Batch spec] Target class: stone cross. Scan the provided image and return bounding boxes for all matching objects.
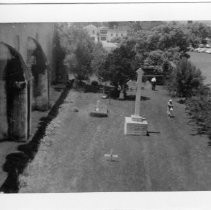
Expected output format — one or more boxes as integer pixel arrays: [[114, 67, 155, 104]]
[[134, 68, 143, 116], [124, 67, 148, 135]]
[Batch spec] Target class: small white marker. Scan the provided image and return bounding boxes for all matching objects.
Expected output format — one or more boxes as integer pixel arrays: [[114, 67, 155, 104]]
[[104, 149, 119, 162]]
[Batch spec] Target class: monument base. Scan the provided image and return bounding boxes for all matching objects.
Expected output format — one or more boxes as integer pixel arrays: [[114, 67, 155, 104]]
[[124, 115, 148, 136]]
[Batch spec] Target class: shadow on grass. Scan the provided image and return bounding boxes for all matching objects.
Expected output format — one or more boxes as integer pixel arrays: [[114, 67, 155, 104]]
[[147, 131, 161, 134], [0, 84, 71, 193], [0, 138, 13, 143], [84, 84, 101, 93], [125, 95, 150, 101], [146, 131, 161, 137]]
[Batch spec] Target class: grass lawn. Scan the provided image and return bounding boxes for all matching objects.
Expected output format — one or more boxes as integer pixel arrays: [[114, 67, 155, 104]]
[[19, 84, 211, 192], [189, 52, 211, 85]]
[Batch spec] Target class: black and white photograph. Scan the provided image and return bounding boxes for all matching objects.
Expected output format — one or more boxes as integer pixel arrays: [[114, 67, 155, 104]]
[[1, 1, 211, 210]]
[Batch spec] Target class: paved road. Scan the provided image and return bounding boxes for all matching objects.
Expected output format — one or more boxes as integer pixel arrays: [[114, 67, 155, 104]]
[[19, 85, 211, 192]]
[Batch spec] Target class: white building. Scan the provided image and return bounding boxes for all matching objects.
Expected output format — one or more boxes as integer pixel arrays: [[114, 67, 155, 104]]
[[83, 24, 127, 52], [107, 28, 128, 42], [84, 24, 128, 43]]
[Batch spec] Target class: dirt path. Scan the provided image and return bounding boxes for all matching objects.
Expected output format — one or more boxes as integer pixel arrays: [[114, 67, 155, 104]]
[[19, 85, 211, 192]]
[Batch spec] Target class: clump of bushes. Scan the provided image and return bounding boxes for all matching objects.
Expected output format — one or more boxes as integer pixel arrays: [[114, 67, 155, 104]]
[[186, 96, 211, 136], [167, 58, 204, 98], [166, 57, 211, 140]]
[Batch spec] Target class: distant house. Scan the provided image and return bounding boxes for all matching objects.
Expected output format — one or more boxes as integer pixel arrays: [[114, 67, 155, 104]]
[[99, 26, 108, 42], [107, 27, 128, 42], [84, 24, 128, 44]]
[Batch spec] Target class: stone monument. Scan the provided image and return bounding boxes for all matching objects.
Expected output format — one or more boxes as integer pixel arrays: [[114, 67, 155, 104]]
[[124, 68, 148, 135], [90, 100, 108, 117]]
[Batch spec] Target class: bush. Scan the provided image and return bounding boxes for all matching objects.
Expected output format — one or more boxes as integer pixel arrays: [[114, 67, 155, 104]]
[[186, 96, 211, 136], [167, 58, 204, 98], [91, 81, 99, 87]]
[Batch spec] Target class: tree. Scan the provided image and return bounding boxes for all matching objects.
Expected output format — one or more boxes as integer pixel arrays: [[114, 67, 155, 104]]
[[144, 50, 165, 66], [127, 22, 190, 61], [153, 24, 189, 52], [108, 22, 119, 29], [99, 43, 138, 98], [91, 43, 107, 80], [167, 58, 204, 98], [59, 24, 95, 82], [186, 22, 211, 42]]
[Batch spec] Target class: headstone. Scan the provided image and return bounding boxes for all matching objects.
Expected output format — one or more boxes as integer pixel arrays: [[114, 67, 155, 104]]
[[90, 100, 108, 117], [124, 68, 148, 136], [127, 80, 137, 92], [119, 90, 124, 100]]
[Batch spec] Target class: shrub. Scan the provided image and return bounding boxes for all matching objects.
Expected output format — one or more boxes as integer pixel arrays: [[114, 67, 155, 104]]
[[91, 81, 99, 87], [167, 58, 204, 98], [186, 96, 211, 136]]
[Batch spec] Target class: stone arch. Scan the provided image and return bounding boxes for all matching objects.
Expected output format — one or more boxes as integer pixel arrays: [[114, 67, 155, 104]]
[[0, 42, 31, 141], [27, 37, 49, 111]]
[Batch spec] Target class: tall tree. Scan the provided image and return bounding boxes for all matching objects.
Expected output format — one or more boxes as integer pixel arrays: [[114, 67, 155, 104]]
[[91, 43, 107, 80], [99, 43, 137, 98], [59, 24, 95, 81], [168, 58, 204, 98]]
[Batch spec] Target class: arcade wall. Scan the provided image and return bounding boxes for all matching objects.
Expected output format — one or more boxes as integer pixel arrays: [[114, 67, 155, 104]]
[[0, 23, 56, 141], [0, 23, 55, 82]]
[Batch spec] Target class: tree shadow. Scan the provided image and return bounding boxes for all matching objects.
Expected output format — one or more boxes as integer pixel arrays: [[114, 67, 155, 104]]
[[125, 95, 150, 101], [83, 84, 100, 93], [147, 131, 161, 136], [0, 84, 71, 193], [147, 131, 161, 134]]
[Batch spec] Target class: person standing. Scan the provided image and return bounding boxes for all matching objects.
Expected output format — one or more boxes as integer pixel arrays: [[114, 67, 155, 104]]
[[151, 77, 156, 91], [167, 99, 174, 118]]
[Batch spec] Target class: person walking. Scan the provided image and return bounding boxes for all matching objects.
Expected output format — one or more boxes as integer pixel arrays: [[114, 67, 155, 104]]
[[151, 77, 156, 91], [167, 99, 174, 118]]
